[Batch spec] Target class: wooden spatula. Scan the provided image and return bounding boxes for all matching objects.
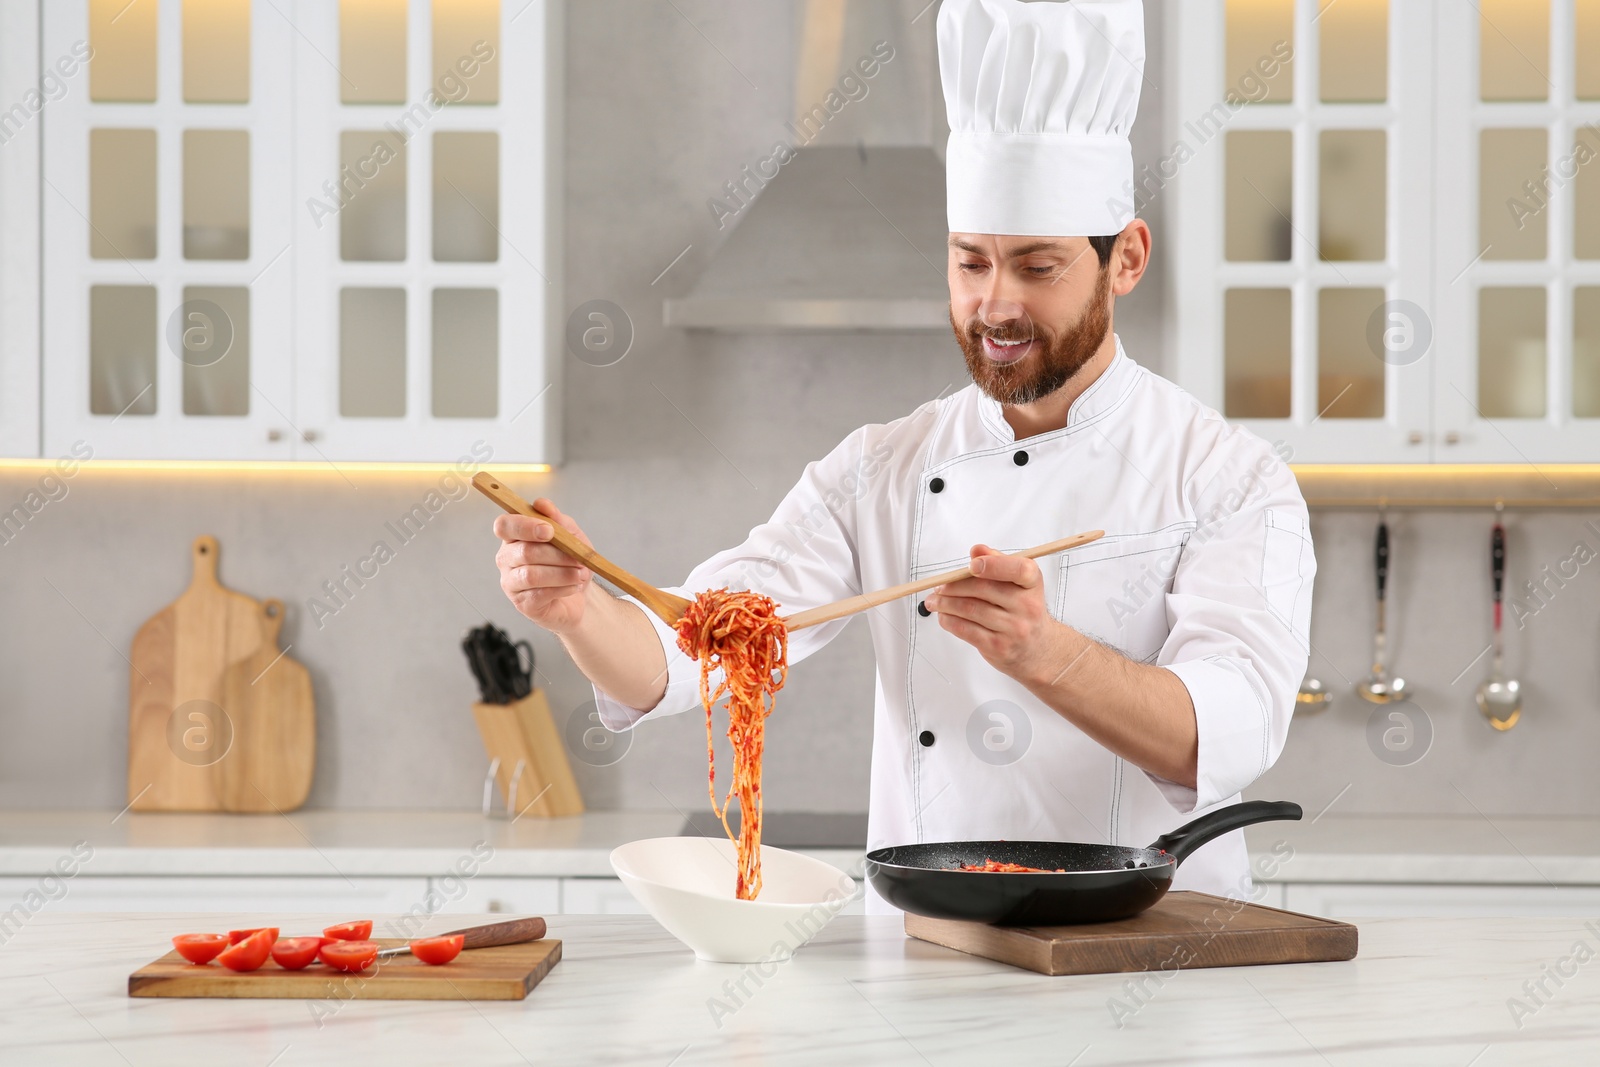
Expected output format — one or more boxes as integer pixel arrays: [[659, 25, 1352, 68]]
[[473, 473, 693, 627], [475, 474, 1106, 637], [781, 528, 1105, 631]]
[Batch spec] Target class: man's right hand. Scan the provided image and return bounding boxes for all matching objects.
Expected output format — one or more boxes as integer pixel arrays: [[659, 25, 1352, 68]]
[[494, 499, 595, 635]]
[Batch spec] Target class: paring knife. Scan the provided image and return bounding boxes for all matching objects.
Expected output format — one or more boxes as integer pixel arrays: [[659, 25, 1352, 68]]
[[373, 916, 548, 960]]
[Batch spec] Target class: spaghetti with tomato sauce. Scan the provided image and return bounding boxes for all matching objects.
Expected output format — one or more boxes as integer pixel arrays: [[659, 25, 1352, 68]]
[[675, 588, 788, 901], [956, 860, 1067, 873]]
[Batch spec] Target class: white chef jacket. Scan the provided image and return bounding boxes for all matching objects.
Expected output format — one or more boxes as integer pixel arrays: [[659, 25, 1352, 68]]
[[594, 339, 1315, 910]]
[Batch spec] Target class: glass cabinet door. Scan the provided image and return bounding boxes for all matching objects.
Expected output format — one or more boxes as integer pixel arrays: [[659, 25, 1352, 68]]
[[1431, 0, 1600, 462], [37, 0, 556, 464], [1174, 0, 1432, 462], [290, 0, 555, 463], [43, 0, 296, 460]]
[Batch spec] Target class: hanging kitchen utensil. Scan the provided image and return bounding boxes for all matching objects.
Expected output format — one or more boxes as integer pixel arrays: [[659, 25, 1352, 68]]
[[866, 800, 1302, 926], [1476, 513, 1522, 731], [1356, 512, 1408, 704], [1296, 672, 1332, 712]]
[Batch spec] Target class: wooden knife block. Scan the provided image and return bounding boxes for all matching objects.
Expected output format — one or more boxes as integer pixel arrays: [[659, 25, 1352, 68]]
[[470, 690, 584, 818]]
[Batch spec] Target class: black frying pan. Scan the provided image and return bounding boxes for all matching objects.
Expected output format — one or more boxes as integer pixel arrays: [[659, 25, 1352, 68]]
[[865, 799, 1301, 925]]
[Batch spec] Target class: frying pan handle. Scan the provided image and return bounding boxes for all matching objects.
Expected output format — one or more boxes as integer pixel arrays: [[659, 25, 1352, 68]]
[[1148, 800, 1302, 867]]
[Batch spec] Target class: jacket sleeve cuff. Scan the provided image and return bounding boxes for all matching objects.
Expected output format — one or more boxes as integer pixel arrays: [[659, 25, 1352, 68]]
[[592, 593, 704, 732], [1150, 656, 1270, 814]]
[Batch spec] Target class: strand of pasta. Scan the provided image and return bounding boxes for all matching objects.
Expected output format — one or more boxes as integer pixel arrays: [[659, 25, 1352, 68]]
[[675, 589, 788, 900]]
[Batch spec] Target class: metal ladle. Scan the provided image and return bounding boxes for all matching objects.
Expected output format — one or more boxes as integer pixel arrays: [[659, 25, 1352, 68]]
[[1476, 512, 1522, 730], [1296, 673, 1333, 712], [1357, 511, 1408, 704]]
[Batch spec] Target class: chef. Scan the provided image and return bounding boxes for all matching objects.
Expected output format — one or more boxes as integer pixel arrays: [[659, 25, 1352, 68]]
[[493, 0, 1315, 908]]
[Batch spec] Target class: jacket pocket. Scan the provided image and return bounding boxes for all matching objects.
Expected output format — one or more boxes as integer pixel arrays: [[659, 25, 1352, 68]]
[[1056, 524, 1195, 662], [1261, 509, 1312, 649]]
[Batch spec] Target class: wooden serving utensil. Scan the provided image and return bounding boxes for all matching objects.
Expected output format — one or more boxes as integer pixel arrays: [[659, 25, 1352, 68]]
[[782, 529, 1105, 632], [473, 473, 694, 627], [473, 473, 1103, 634]]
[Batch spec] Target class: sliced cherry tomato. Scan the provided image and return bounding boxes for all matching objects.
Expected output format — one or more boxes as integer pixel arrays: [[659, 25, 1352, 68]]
[[319, 939, 380, 973], [270, 936, 325, 970], [322, 920, 373, 942], [227, 926, 280, 945], [216, 929, 275, 972], [409, 934, 464, 966], [172, 933, 230, 965]]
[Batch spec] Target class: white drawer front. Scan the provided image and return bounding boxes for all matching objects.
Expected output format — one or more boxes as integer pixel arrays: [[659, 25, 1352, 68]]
[[561, 877, 650, 915], [0, 876, 430, 914], [426, 877, 561, 915]]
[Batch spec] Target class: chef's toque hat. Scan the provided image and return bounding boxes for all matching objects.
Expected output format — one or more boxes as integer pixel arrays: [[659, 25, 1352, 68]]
[[938, 0, 1145, 237]]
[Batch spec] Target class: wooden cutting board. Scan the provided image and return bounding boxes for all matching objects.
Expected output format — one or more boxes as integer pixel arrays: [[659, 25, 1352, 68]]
[[904, 891, 1357, 976], [127, 536, 266, 811], [217, 598, 316, 812], [129, 938, 562, 1001]]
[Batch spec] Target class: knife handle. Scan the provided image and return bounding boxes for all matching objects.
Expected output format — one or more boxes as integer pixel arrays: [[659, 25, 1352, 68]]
[[441, 916, 547, 949]]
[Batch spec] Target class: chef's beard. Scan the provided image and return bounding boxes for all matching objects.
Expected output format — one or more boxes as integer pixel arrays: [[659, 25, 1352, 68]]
[[951, 265, 1113, 406]]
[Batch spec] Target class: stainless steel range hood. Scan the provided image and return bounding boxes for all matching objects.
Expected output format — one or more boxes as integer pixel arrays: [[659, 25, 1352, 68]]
[[664, 145, 949, 331], [664, 0, 950, 332]]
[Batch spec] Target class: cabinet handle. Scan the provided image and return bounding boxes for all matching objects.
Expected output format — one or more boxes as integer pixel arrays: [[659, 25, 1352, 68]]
[[1407, 431, 1423, 445], [267, 428, 283, 442], [1444, 431, 1461, 445], [302, 429, 320, 443]]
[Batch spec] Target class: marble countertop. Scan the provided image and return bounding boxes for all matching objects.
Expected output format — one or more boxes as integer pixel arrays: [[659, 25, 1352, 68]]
[[2, 809, 1598, 884], [4, 911, 1596, 1065]]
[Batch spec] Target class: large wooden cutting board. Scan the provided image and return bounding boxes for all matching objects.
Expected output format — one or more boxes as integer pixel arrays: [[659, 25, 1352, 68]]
[[217, 598, 316, 812], [904, 891, 1357, 976], [129, 939, 562, 1001], [127, 536, 265, 811]]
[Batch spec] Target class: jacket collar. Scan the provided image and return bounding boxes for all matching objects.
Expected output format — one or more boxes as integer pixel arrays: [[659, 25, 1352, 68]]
[[975, 335, 1135, 445]]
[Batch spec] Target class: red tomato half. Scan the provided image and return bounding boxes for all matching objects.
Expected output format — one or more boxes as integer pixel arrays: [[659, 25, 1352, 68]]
[[319, 939, 380, 973], [227, 926, 280, 945], [216, 929, 275, 972], [172, 933, 230, 965], [409, 934, 464, 966], [322, 920, 374, 941], [270, 936, 325, 970]]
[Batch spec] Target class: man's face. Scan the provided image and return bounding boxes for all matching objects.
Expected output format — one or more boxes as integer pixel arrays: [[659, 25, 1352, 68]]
[[946, 234, 1113, 406]]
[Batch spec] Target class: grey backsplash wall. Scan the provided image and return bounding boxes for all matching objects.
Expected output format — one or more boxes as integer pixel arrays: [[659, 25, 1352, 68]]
[[2, 2, 1596, 820]]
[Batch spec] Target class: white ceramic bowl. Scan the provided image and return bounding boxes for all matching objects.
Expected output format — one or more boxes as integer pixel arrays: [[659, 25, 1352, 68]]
[[610, 836, 859, 964]]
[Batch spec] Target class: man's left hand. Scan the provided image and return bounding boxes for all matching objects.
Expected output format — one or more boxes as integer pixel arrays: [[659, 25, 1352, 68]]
[[924, 544, 1077, 686]]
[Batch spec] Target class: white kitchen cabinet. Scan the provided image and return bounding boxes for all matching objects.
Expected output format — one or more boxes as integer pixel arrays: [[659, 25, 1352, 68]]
[[425, 876, 561, 915], [20, 0, 560, 464], [1281, 882, 1600, 919], [560, 877, 650, 915], [0, 875, 430, 913], [1170, 0, 1600, 464]]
